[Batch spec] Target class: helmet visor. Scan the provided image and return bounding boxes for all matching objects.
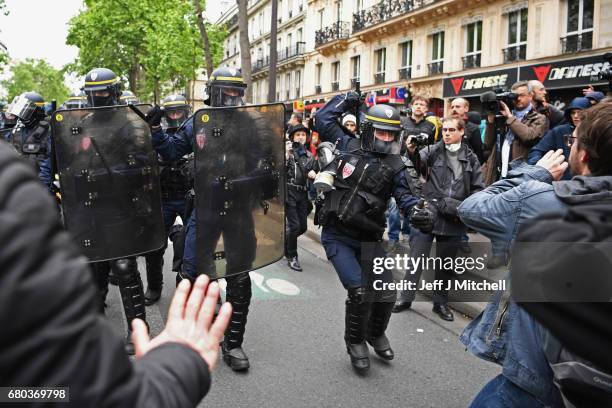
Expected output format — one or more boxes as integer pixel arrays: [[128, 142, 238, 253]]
[[210, 85, 245, 107], [8, 95, 41, 121]]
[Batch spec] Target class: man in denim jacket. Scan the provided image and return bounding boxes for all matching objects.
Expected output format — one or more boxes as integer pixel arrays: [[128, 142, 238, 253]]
[[457, 101, 612, 407]]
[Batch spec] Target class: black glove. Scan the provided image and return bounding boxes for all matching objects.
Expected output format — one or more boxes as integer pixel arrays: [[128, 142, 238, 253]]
[[434, 197, 462, 217], [145, 105, 163, 127], [410, 200, 436, 233], [344, 91, 362, 109]]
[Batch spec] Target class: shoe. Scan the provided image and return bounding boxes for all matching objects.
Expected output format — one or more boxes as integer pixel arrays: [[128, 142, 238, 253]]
[[392, 300, 412, 313], [458, 241, 472, 254], [222, 343, 250, 371], [144, 287, 162, 306], [288, 257, 302, 271], [432, 303, 454, 321], [486, 255, 507, 269], [125, 332, 135, 355], [366, 334, 394, 360], [345, 340, 370, 372]]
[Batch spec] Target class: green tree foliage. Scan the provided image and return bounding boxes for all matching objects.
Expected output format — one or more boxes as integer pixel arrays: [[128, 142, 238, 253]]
[[2, 58, 70, 103], [66, 0, 227, 102]]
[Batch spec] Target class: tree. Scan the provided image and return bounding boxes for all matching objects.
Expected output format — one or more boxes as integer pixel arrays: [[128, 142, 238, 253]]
[[193, 0, 214, 76], [267, 0, 278, 102], [236, 0, 252, 103], [2, 58, 70, 103]]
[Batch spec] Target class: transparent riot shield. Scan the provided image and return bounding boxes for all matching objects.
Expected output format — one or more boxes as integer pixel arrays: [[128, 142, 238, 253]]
[[51, 105, 165, 262], [193, 103, 286, 279]]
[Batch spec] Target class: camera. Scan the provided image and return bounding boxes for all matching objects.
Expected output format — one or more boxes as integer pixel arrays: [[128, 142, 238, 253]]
[[292, 141, 301, 150], [598, 52, 612, 81], [404, 132, 429, 148], [480, 87, 518, 114]]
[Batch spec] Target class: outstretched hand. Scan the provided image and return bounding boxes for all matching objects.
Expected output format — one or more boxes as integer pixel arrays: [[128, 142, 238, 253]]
[[132, 275, 232, 370], [535, 149, 568, 181]]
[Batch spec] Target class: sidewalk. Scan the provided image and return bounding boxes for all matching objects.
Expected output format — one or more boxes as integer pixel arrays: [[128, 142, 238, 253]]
[[302, 214, 495, 319]]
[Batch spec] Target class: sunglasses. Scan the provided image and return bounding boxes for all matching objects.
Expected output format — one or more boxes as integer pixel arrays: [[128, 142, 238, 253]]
[[442, 127, 458, 133], [563, 134, 577, 147]]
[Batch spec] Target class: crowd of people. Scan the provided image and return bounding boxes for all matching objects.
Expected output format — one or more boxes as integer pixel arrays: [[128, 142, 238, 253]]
[[1, 62, 611, 407]]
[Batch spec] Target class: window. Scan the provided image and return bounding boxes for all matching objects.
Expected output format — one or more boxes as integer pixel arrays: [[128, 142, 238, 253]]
[[563, 0, 593, 52], [315, 63, 322, 93], [296, 70, 301, 97], [375, 48, 386, 84], [259, 12, 264, 36], [286, 72, 292, 99], [464, 21, 482, 69], [287, 0, 293, 19], [336, 1, 342, 21], [504, 8, 527, 62], [354, 0, 364, 12], [318, 9, 324, 29], [279, 0, 283, 23], [297, 28, 303, 43], [429, 31, 444, 75], [332, 61, 340, 91], [399, 41, 412, 79], [351, 55, 360, 85]]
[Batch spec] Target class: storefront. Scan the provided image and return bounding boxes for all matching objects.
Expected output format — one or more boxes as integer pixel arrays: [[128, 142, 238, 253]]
[[443, 68, 519, 113]]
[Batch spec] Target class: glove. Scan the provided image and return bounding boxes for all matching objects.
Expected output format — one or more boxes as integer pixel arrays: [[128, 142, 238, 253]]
[[145, 105, 163, 127], [344, 91, 362, 109], [410, 200, 436, 233], [434, 197, 462, 217]]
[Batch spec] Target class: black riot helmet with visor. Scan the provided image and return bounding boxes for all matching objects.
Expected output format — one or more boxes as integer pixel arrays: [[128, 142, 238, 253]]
[[82, 68, 122, 107], [120, 90, 139, 105], [8, 92, 46, 127], [63, 91, 88, 109], [360, 104, 402, 155], [205, 67, 246, 107], [161, 94, 190, 130]]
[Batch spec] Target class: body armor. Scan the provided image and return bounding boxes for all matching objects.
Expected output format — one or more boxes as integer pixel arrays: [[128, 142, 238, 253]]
[[8, 122, 49, 173]]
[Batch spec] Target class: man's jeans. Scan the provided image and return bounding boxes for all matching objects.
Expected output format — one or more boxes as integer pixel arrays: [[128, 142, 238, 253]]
[[387, 198, 410, 242], [469, 374, 546, 408]]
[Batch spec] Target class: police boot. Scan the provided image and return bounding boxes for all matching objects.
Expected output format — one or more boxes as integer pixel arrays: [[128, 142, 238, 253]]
[[222, 273, 252, 372], [366, 291, 396, 361], [168, 224, 185, 272], [144, 250, 164, 306], [345, 287, 370, 372], [115, 258, 147, 355], [91, 262, 110, 314]]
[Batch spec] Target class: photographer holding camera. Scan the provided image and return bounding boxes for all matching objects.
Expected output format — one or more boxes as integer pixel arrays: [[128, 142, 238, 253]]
[[401, 95, 436, 145]]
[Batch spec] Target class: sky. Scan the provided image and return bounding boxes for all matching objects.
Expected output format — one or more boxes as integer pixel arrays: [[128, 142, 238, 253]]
[[0, 0, 232, 93]]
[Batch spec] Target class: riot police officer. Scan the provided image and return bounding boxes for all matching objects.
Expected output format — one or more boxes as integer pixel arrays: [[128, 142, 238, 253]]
[[119, 90, 139, 105], [3, 92, 52, 188], [80, 67, 150, 355], [143, 94, 192, 305], [148, 66, 258, 371], [61, 91, 88, 109], [314, 94, 420, 372]]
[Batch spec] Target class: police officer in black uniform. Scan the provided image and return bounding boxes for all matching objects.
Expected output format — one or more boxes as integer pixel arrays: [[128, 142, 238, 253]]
[[285, 123, 318, 271], [143, 94, 192, 305], [119, 90, 140, 105], [149, 66, 260, 371], [3, 92, 52, 188], [314, 94, 420, 372], [61, 91, 88, 109], [80, 67, 149, 355]]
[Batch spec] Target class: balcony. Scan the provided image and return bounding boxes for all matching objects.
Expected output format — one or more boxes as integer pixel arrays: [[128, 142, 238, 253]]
[[331, 81, 340, 91], [350, 77, 360, 87], [352, 0, 437, 34], [315, 21, 350, 55], [252, 56, 270, 73], [503, 44, 526, 63], [315, 85, 322, 94], [428, 61, 443, 75], [399, 67, 411, 80], [374, 73, 386, 85], [462, 53, 481, 70], [561, 32, 593, 54], [277, 42, 306, 62]]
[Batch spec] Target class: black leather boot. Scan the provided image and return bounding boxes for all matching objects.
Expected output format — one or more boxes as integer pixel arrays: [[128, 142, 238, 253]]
[[144, 250, 164, 306], [223, 273, 252, 371], [367, 290, 396, 360], [168, 224, 185, 273], [115, 258, 147, 355], [345, 287, 370, 372]]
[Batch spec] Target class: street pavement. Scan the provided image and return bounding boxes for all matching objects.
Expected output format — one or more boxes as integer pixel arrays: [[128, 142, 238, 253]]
[[104, 233, 500, 408]]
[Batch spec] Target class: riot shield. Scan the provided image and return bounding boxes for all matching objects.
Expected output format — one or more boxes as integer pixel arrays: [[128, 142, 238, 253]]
[[193, 103, 285, 279], [51, 105, 165, 262]]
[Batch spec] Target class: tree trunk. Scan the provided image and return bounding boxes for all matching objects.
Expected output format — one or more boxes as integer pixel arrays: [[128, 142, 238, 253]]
[[267, 0, 278, 103], [193, 0, 214, 76], [236, 0, 252, 103]]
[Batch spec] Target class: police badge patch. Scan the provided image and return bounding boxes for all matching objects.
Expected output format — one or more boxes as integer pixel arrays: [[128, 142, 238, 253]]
[[342, 162, 355, 179]]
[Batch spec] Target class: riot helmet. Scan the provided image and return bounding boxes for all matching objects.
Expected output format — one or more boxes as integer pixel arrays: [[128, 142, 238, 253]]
[[120, 90, 140, 105], [161, 94, 190, 130], [82, 68, 122, 107], [360, 104, 402, 155], [205, 67, 246, 107], [63, 91, 88, 109], [7, 92, 46, 127], [1, 103, 18, 129]]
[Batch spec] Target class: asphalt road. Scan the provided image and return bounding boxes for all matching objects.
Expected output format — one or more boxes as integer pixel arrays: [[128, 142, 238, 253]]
[[104, 234, 500, 408]]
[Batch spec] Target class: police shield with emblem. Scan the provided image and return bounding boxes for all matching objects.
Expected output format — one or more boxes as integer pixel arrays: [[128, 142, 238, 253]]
[[192, 103, 285, 279], [52, 105, 165, 262]]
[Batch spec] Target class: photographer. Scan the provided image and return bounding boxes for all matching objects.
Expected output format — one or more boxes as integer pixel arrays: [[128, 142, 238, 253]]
[[285, 124, 318, 272], [401, 95, 436, 145], [393, 117, 484, 320], [450, 98, 484, 163], [528, 80, 565, 129]]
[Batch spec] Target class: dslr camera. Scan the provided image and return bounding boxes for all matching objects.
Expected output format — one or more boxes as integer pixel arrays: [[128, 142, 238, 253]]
[[480, 87, 518, 114], [404, 132, 430, 149]]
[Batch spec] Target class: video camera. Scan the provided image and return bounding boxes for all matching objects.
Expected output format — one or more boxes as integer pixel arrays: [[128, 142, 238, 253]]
[[404, 132, 430, 149], [480, 87, 518, 114], [598, 52, 612, 81]]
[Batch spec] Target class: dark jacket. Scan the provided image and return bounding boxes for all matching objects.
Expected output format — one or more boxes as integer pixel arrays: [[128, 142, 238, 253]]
[[415, 141, 484, 236], [401, 115, 436, 145], [464, 121, 484, 164], [286, 145, 317, 204], [0, 141, 211, 407]]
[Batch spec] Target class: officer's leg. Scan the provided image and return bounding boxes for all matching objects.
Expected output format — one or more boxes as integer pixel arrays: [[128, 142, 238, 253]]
[[224, 208, 256, 274], [179, 212, 198, 285], [321, 226, 370, 372], [90, 261, 110, 314], [114, 257, 146, 355], [222, 272, 252, 371]]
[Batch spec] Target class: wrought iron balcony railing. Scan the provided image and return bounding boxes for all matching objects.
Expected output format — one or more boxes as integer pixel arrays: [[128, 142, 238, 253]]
[[374, 72, 386, 85], [428, 61, 443, 75], [503, 44, 526, 63], [352, 0, 434, 33], [462, 53, 481, 70], [399, 67, 412, 80], [315, 21, 350, 48], [331, 81, 340, 91], [252, 56, 270, 73], [561, 32, 593, 54], [278, 42, 306, 61]]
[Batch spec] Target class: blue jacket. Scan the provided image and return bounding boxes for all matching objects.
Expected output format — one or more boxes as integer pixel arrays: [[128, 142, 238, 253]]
[[527, 97, 591, 180], [457, 162, 612, 406], [151, 116, 194, 161]]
